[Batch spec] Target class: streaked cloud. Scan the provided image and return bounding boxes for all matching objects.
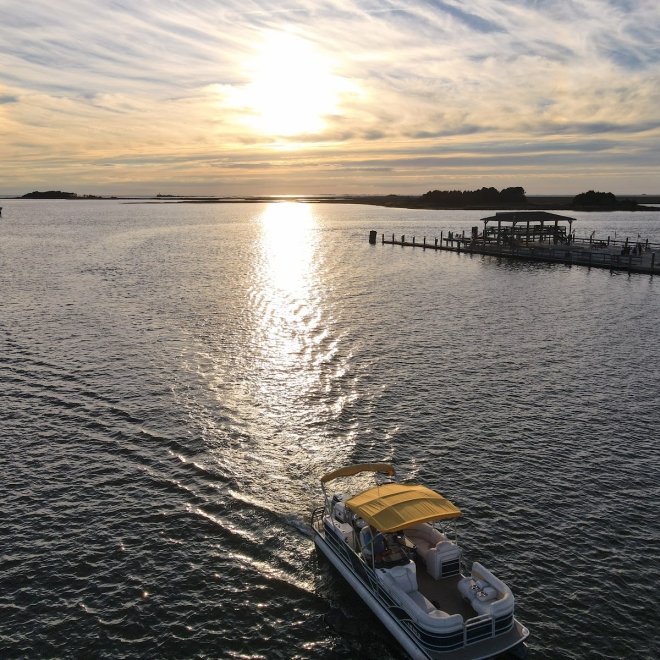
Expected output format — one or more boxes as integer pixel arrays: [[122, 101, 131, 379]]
[[0, 0, 659, 195]]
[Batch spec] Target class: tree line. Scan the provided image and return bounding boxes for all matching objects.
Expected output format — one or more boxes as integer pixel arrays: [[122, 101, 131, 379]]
[[571, 190, 638, 209], [420, 186, 527, 205]]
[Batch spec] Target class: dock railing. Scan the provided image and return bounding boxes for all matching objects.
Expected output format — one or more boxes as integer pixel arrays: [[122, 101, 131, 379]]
[[376, 232, 660, 275]]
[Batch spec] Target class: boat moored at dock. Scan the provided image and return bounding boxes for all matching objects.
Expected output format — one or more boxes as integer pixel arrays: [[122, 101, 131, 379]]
[[311, 463, 529, 659]]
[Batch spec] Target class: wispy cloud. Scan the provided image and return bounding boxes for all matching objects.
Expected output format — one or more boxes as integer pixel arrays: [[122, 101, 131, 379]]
[[0, 0, 659, 194]]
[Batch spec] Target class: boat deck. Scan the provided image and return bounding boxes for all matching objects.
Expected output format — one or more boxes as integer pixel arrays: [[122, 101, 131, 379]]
[[416, 567, 477, 619]]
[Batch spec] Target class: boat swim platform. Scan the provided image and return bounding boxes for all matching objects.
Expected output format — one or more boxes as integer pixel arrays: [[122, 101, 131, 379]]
[[370, 230, 660, 275]]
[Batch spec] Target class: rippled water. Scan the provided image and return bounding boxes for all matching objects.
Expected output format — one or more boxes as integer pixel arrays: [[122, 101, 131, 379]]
[[1, 200, 658, 659]]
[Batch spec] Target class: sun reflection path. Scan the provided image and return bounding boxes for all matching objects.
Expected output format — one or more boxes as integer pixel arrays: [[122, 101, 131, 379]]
[[245, 202, 361, 480], [254, 202, 324, 392], [172, 202, 374, 514], [259, 202, 317, 300]]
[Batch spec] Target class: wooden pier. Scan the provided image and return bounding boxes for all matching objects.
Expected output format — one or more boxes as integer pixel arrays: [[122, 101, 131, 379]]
[[369, 212, 660, 275]]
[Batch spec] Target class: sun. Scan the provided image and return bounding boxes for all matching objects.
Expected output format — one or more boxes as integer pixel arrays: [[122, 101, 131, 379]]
[[244, 32, 342, 137]]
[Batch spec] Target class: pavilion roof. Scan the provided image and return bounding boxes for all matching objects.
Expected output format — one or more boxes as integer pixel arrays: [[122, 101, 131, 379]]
[[480, 211, 576, 224]]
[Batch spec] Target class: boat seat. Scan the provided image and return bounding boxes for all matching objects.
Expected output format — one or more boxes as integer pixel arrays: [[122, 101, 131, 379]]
[[377, 564, 434, 613], [426, 541, 461, 579], [406, 590, 455, 619], [382, 562, 418, 592], [404, 523, 446, 559], [333, 500, 348, 523], [377, 564, 464, 631], [408, 589, 435, 613], [458, 562, 515, 618], [405, 523, 460, 579], [327, 518, 354, 546]]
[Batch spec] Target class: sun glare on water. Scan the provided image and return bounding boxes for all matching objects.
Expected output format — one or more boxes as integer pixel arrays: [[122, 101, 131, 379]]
[[245, 32, 343, 137]]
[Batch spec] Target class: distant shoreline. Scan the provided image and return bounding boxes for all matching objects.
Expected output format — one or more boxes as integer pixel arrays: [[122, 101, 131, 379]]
[[4, 193, 660, 211], [125, 193, 660, 212]]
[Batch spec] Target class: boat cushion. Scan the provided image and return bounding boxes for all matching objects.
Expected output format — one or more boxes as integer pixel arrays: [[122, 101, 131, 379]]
[[460, 562, 515, 618], [382, 562, 418, 593], [458, 576, 477, 600], [404, 523, 446, 559], [408, 589, 436, 613]]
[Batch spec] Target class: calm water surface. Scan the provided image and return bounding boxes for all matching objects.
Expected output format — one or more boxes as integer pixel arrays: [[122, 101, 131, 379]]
[[1, 200, 659, 659]]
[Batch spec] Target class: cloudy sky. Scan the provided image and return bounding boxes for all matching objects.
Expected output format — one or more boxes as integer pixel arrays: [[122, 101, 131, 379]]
[[1, 0, 659, 196]]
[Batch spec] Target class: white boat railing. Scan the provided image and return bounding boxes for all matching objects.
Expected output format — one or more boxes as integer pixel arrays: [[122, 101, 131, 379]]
[[464, 612, 495, 644]]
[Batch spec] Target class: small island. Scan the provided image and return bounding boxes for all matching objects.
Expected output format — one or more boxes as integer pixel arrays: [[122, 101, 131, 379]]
[[570, 190, 641, 211], [20, 190, 109, 200]]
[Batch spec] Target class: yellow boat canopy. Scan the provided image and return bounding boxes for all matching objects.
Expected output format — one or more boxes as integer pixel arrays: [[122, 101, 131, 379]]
[[320, 463, 395, 484], [346, 483, 462, 532]]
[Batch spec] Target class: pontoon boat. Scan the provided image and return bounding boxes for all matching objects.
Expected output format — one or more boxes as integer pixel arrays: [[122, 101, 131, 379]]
[[311, 463, 529, 659]]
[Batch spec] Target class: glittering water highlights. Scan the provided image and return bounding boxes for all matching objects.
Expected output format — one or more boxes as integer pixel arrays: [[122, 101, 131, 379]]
[[1, 200, 659, 659]]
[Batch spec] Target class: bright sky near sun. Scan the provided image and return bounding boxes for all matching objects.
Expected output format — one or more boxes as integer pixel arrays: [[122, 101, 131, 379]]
[[0, 1, 659, 195]]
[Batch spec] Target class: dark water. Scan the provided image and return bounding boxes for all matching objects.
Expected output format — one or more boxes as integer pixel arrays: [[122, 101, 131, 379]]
[[1, 200, 658, 659]]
